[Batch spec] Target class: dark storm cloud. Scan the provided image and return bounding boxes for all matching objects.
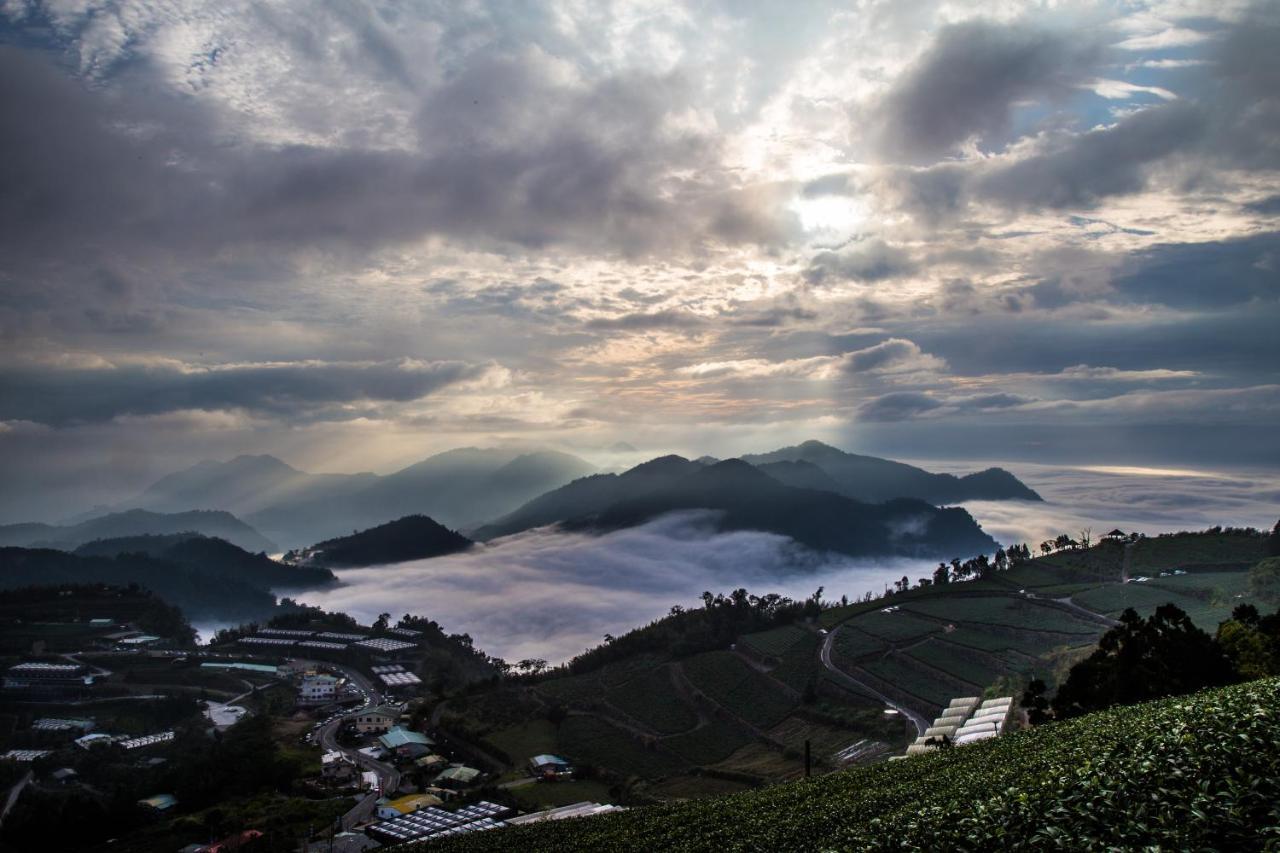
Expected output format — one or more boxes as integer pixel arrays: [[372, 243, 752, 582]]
[[0, 46, 784, 269], [973, 101, 1207, 210], [883, 100, 1207, 219], [1111, 233, 1280, 308], [871, 20, 1105, 164], [0, 359, 486, 425], [1244, 196, 1280, 215], [874, 11, 1278, 219], [804, 239, 917, 284], [858, 391, 943, 421]]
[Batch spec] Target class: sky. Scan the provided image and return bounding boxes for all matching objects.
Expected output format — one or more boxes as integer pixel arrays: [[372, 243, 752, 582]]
[[1, 0, 1278, 519]]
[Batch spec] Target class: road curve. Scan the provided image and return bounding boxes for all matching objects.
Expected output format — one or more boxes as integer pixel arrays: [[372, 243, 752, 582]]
[[298, 658, 400, 830], [819, 629, 928, 737]]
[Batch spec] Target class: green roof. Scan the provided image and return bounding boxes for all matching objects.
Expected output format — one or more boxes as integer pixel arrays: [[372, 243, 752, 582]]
[[435, 766, 481, 783]]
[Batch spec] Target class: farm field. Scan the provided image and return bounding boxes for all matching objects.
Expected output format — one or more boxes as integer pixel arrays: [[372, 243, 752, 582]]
[[484, 719, 559, 763], [740, 624, 810, 658], [841, 609, 943, 644], [429, 679, 1280, 853], [682, 651, 798, 730], [767, 631, 821, 693], [662, 719, 755, 766], [768, 715, 866, 759], [1069, 582, 1244, 629], [606, 664, 699, 735], [862, 655, 960, 708], [904, 638, 1008, 689], [900, 596, 1100, 635], [557, 715, 687, 779], [512, 779, 615, 811], [830, 626, 888, 662], [713, 741, 803, 780]]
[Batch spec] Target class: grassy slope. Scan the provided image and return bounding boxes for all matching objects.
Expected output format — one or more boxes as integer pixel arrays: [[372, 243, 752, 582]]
[[490, 532, 1267, 791], [429, 678, 1280, 852]]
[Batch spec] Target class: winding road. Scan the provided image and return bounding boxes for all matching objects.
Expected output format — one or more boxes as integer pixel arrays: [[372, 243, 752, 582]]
[[299, 659, 401, 830], [819, 629, 928, 737]]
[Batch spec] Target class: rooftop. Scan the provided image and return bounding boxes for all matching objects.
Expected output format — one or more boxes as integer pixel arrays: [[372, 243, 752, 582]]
[[379, 727, 433, 749]]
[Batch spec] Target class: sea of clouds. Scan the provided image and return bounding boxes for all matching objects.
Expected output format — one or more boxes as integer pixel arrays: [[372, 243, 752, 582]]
[[288, 463, 1278, 663]]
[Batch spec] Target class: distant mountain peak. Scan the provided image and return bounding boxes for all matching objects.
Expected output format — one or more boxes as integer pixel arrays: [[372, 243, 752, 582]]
[[623, 455, 693, 477], [695, 458, 775, 485]]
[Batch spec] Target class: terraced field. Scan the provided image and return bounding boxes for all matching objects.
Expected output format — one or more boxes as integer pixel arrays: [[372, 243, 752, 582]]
[[767, 630, 821, 693], [433, 679, 1280, 852], [842, 609, 943, 643], [683, 651, 798, 729], [557, 715, 686, 779], [662, 718, 756, 766], [605, 664, 699, 735], [900, 595, 1100, 635], [740, 624, 811, 658], [830, 626, 888, 662], [862, 655, 959, 707], [904, 638, 1008, 689]]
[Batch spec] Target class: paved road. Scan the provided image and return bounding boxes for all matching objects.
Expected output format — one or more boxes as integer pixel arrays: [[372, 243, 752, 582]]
[[819, 629, 928, 737], [300, 659, 400, 830]]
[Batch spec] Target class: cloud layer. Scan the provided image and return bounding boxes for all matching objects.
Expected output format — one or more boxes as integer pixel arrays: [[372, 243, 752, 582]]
[[0, 0, 1276, 517]]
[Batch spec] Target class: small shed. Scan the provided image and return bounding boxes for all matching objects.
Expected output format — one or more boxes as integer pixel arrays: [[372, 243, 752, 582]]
[[528, 754, 575, 779]]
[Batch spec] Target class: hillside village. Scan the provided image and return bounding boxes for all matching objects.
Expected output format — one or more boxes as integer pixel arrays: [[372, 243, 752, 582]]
[[0, 524, 1275, 850]]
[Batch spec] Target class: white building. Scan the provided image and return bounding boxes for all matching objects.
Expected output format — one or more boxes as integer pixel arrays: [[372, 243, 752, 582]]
[[299, 674, 340, 704]]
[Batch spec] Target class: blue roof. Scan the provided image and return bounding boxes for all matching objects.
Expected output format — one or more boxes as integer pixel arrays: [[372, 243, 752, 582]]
[[378, 727, 433, 749], [530, 754, 572, 766]]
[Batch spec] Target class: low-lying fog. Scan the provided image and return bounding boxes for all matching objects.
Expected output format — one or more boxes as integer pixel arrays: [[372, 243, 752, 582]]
[[291, 463, 1279, 664]]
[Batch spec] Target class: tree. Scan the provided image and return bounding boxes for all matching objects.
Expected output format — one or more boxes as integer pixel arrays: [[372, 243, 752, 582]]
[[1216, 619, 1276, 679], [1050, 605, 1236, 719], [1078, 528, 1092, 550], [1248, 557, 1280, 606], [1020, 678, 1051, 725], [1268, 519, 1280, 557], [932, 563, 950, 585], [373, 612, 390, 631]]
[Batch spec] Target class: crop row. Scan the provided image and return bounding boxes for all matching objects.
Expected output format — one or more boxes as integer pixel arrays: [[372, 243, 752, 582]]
[[682, 651, 797, 730], [429, 677, 1280, 852], [605, 665, 700, 735]]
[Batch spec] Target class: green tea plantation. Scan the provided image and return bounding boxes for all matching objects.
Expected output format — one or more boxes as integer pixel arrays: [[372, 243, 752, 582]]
[[426, 677, 1280, 852]]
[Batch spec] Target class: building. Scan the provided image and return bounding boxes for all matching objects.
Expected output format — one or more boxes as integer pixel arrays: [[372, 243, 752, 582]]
[[31, 718, 95, 736], [353, 704, 401, 734], [50, 768, 78, 785], [414, 754, 448, 772], [377, 727, 434, 761], [200, 661, 285, 676], [321, 750, 358, 785], [527, 754, 574, 779], [4, 662, 93, 696], [364, 801, 510, 846], [137, 793, 177, 812], [507, 802, 625, 825], [299, 674, 340, 704], [433, 765, 482, 790], [375, 793, 443, 820]]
